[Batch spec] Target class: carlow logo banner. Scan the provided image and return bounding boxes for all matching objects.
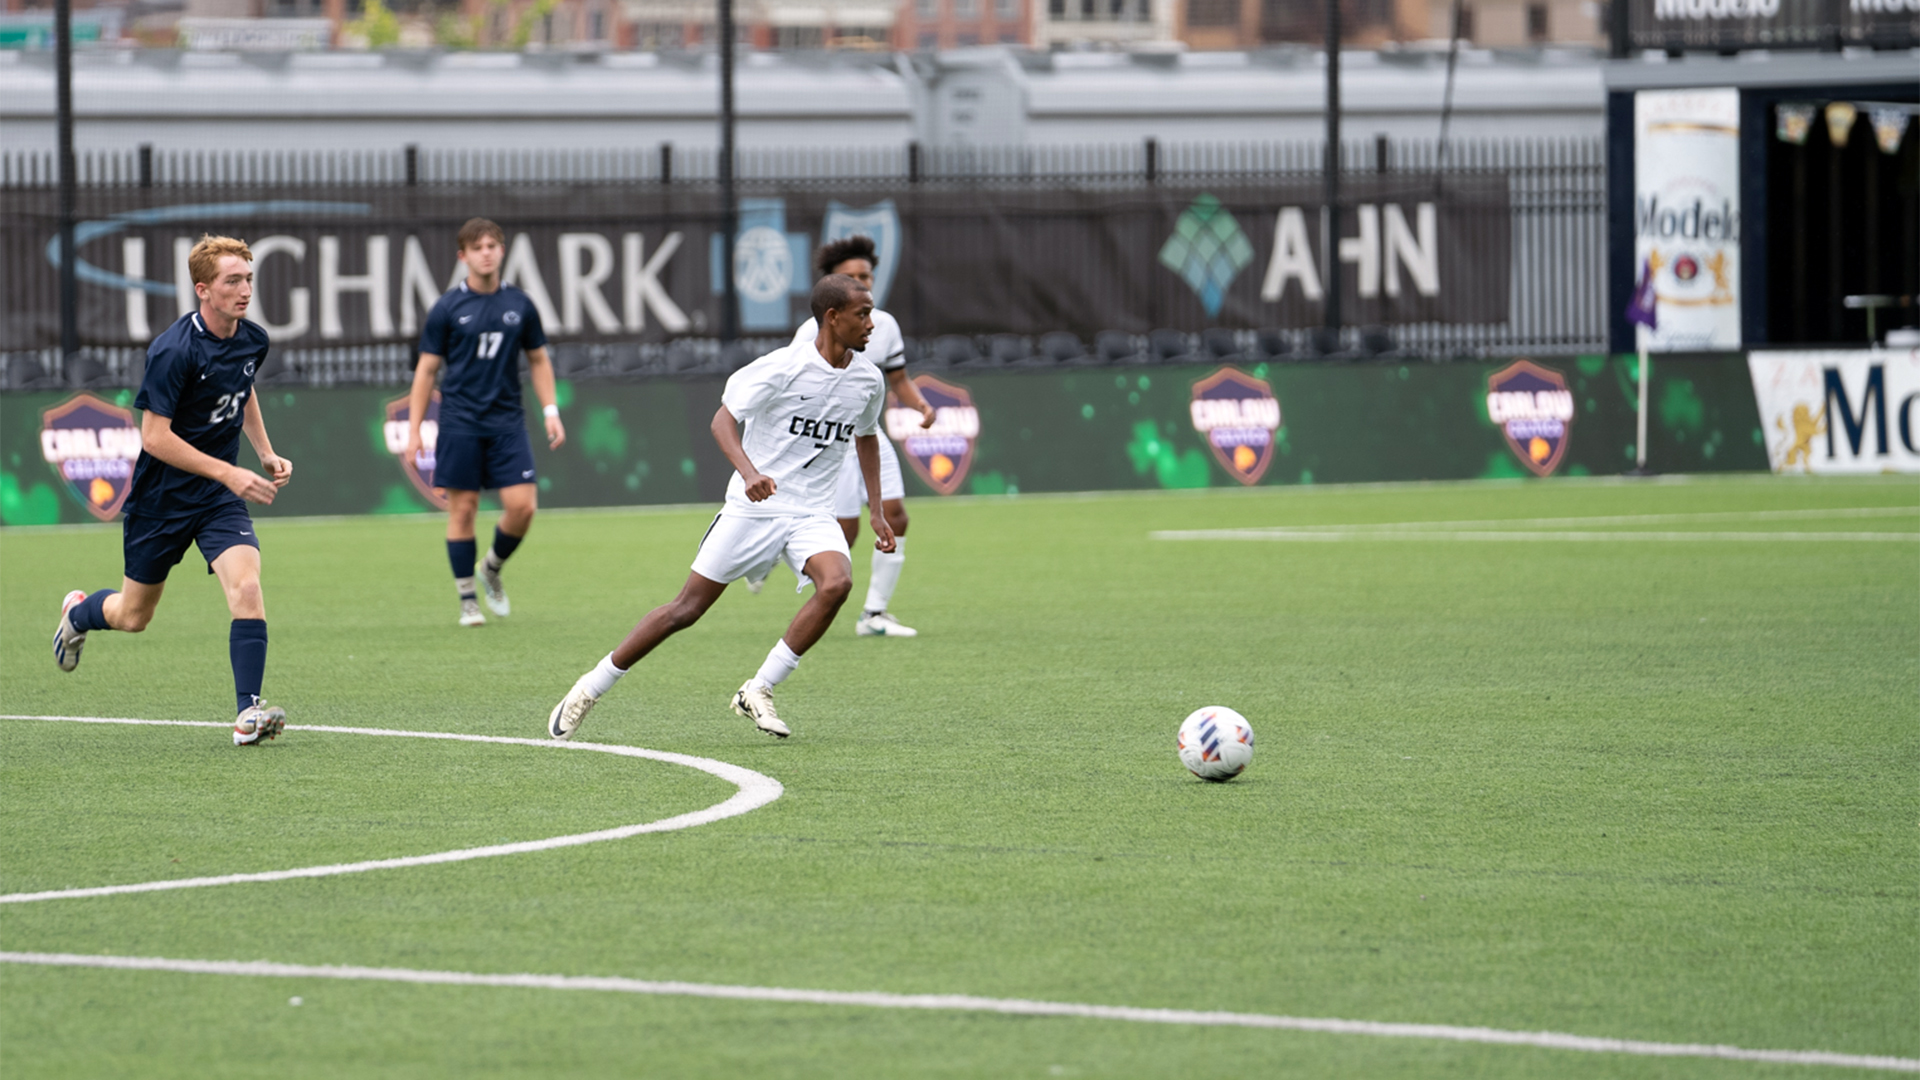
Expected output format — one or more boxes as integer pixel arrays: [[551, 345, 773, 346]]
[[887, 376, 978, 495], [41, 393, 141, 521], [1189, 367, 1282, 485], [1486, 360, 1575, 476], [383, 392, 451, 510]]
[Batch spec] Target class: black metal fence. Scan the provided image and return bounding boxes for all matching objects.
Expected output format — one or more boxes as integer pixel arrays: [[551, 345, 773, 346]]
[[1, 136, 1608, 389]]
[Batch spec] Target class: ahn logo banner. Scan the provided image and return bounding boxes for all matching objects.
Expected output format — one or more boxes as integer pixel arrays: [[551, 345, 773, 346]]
[[41, 393, 141, 521], [887, 375, 978, 495], [1189, 367, 1282, 485], [383, 392, 451, 509], [1487, 360, 1576, 477], [1747, 349, 1920, 475]]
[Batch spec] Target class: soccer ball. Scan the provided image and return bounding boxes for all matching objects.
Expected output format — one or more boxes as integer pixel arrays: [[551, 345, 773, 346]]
[[1177, 706, 1254, 782]]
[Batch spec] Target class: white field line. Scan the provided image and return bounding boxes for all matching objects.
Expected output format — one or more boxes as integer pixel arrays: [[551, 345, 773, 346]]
[[1152, 530, 1918, 542], [0, 715, 782, 905], [1151, 507, 1920, 543], [2, 953, 1914, 1073], [4, 719, 1913, 1072]]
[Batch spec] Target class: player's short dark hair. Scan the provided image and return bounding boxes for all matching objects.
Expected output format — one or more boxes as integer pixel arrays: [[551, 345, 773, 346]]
[[810, 274, 871, 321], [457, 218, 505, 252], [816, 235, 878, 279]]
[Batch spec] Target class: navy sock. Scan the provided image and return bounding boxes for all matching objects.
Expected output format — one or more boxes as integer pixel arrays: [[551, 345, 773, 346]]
[[70, 589, 117, 633], [489, 525, 524, 565], [447, 538, 477, 579], [230, 619, 267, 715]]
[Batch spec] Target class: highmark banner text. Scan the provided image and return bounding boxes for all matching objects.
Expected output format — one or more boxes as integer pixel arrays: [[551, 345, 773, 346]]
[[2, 179, 1511, 350]]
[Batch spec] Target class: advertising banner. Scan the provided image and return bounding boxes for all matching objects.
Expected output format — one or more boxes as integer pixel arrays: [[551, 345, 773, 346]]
[[1, 356, 1768, 527], [2, 179, 1511, 351], [1627, 0, 1919, 51], [1635, 89, 1742, 353], [1747, 348, 1920, 474]]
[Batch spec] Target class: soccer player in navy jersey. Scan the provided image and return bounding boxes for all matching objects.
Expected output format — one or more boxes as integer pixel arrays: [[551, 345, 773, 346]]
[[404, 218, 566, 627], [52, 235, 295, 746]]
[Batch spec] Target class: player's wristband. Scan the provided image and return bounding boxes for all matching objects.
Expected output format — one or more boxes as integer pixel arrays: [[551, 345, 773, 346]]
[[542, 404, 560, 419]]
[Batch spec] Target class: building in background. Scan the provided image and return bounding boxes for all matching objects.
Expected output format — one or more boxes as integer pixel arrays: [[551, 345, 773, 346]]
[[1174, 0, 1603, 50]]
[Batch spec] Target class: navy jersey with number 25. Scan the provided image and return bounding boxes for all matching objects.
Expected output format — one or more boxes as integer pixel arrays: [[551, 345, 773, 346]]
[[419, 282, 548, 435], [128, 312, 270, 520]]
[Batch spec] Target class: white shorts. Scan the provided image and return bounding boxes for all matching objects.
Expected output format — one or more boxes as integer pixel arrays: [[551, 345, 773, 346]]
[[832, 435, 906, 519], [691, 510, 850, 593]]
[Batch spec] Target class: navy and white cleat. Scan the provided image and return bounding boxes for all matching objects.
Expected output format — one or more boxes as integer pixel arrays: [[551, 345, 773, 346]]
[[53, 590, 88, 673], [480, 562, 511, 617], [731, 680, 791, 738], [548, 679, 597, 741], [233, 700, 286, 746]]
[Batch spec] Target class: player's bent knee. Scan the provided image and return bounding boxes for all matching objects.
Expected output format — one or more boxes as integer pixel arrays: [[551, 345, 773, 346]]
[[814, 574, 853, 606]]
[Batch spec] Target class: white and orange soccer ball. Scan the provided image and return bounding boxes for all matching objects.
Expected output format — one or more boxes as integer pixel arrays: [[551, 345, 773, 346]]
[[1177, 706, 1254, 782]]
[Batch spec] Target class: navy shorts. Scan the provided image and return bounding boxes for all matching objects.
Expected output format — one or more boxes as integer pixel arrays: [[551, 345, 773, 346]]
[[123, 501, 259, 585], [433, 427, 537, 492]]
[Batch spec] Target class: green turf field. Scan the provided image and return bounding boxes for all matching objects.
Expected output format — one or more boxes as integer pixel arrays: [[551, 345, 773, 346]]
[[2, 474, 1915, 1078]]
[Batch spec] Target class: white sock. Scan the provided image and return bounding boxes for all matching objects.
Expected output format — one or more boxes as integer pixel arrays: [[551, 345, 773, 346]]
[[454, 576, 477, 601], [483, 549, 504, 572], [580, 652, 629, 699], [752, 639, 802, 689], [864, 537, 905, 615]]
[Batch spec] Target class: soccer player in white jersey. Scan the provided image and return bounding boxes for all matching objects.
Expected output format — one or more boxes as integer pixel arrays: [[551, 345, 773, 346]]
[[770, 236, 935, 638], [545, 275, 893, 741]]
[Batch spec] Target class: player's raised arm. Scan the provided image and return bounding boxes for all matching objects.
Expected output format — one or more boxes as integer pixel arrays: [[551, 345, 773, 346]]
[[525, 346, 566, 449], [240, 391, 292, 488], [140, 409, 277, 505], [711, 405, 775, 501]]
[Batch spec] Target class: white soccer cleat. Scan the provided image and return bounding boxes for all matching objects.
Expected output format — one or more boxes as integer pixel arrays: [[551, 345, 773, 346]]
[[548, 679, 598, 741], [233, 701, 286, 746], [459, 597, 486, 627], [480, 561, 511, 616], [855, 611, 918, 638], [731, 680, 791, 738], [742, 572, 767, 595], [53, 589, 88, 672]]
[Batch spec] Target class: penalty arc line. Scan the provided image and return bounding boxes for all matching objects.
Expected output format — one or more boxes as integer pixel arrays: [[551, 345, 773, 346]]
[[0, 715, 783, 905], [0, 953, 1915, 1073]]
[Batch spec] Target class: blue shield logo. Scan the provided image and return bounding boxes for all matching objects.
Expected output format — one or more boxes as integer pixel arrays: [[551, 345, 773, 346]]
[[710, 198, 811, 332], [820, 200, 902, 308]]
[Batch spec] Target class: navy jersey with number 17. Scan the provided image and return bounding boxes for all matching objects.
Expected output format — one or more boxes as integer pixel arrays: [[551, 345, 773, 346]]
[[419, 281, 548, 434], [127, 312, 270, 520]]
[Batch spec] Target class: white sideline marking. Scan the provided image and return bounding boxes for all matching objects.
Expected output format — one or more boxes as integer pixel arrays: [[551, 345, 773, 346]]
[[1153, 530, 1918, 542], [1151, 507, 1920, 543], [0, 715, 782, 905], [2, 952, 1914, 1073]]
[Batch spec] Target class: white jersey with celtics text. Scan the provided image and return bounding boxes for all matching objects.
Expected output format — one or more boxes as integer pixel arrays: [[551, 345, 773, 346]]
[[720, 341, 887, 517]]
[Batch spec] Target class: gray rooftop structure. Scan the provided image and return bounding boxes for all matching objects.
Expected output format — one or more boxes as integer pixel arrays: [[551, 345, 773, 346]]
[[1, 44, 1609, 155]]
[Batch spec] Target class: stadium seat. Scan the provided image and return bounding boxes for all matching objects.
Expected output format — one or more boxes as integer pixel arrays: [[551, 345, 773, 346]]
[[1094, 330, 1140, 365], [665, 339, 712, 375], [985, 334, 1031, 367], [1359, 325, 1396, 357], [64, 355, 115, 388], [930, 334, 978, 367], [254, 352, 297, 386], [1148, 328, 1192, 364], [1254, 328, 1292, 360], [4, 357, 59, 390], [1202, 328, 1242, 362], [553, 346, 599, 380], [1309, 327, 1348, 358], [1037, 331, 1087, 365]]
